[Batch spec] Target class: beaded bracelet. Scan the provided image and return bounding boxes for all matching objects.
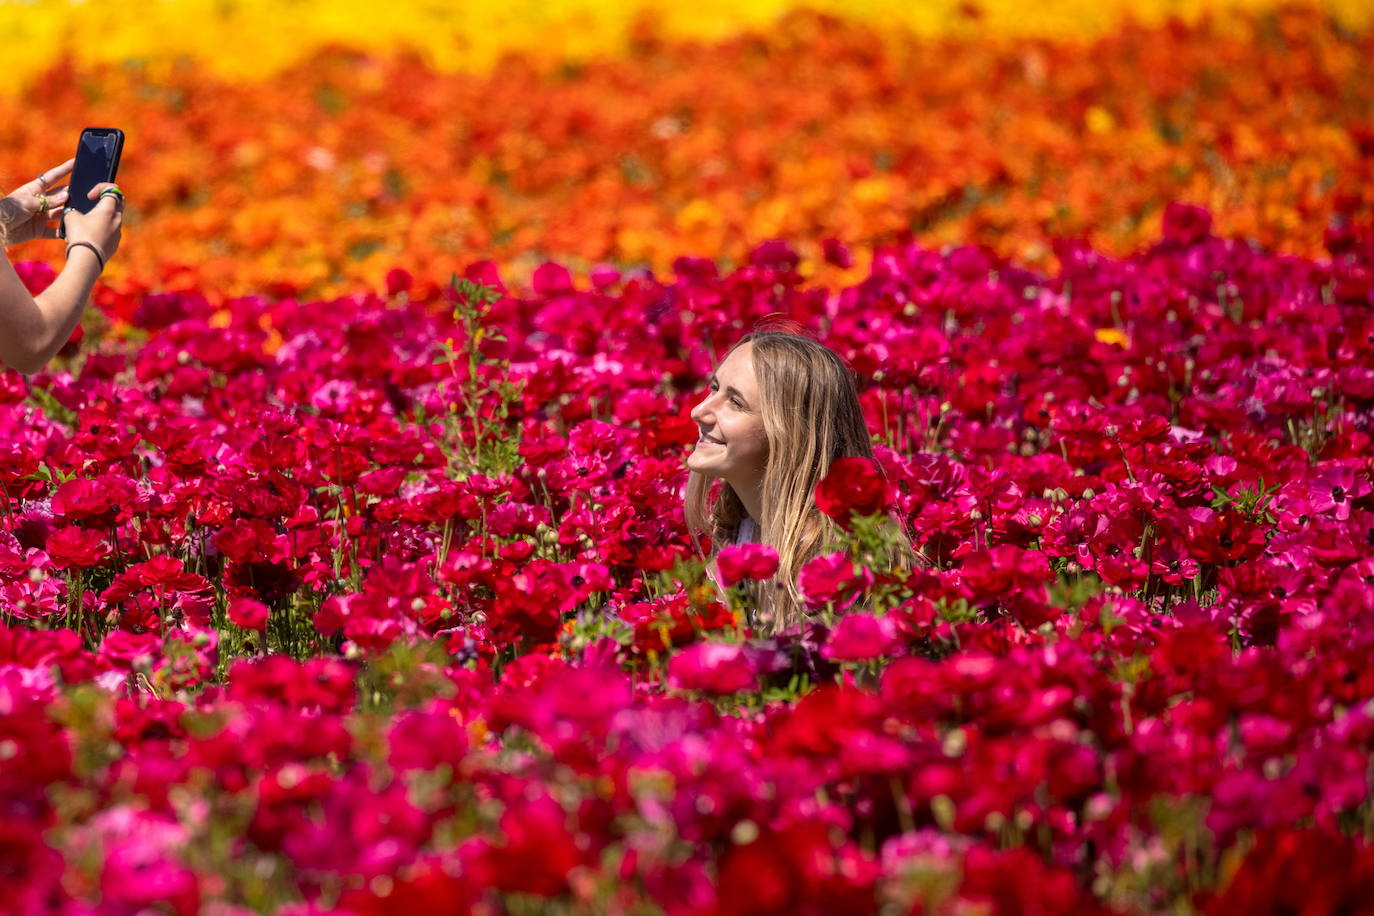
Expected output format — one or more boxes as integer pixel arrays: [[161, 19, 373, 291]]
[[65, 241, 105, 271]]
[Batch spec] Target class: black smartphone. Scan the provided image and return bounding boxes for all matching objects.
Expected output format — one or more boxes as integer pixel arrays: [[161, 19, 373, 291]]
[[60, 127, 124, 237]]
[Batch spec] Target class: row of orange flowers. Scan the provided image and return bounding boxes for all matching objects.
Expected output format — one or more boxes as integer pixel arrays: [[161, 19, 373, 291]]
[[3, 7, 1370, 299]]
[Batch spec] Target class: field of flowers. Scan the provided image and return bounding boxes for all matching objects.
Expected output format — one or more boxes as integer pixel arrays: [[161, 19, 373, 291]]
[[3, 1, 1374, 914]]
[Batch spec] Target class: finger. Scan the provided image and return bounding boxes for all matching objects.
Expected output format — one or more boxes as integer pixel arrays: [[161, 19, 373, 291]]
[[92, 193, 124, 216], [88, 181, 122, 200], [35, 188, 69, 215], [31, 159, 74, 192]]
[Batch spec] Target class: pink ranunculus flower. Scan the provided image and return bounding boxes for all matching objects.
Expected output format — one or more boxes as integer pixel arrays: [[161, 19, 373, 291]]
[[80, 806, 200, 916], [668, 641, 757, 694], [716, 543, 780, 588], [228, 596, 270, 631], [798, 551, 872, 609], [822, 612, 899, 662], [100, 629, 162, 672], [1309, 465, 1370, 521]]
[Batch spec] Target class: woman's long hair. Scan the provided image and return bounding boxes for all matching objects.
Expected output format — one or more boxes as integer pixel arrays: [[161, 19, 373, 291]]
[[684, 330, 882, 631]]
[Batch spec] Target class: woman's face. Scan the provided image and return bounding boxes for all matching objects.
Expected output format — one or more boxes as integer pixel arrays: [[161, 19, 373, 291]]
[[687, 343, 769, 492]]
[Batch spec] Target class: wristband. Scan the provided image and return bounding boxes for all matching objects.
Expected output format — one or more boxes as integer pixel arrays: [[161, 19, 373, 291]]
[[65, 241, 105, 271]]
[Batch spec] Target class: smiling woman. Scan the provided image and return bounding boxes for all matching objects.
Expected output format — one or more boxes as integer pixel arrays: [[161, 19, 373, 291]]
[[684, 328, 909, 630]]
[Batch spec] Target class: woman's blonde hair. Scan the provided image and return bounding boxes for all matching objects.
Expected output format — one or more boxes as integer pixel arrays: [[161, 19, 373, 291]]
[[684, 329, 890, 631]]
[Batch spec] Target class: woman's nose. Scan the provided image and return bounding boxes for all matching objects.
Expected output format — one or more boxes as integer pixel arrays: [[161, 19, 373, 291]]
[[690, 394, 714, 424]]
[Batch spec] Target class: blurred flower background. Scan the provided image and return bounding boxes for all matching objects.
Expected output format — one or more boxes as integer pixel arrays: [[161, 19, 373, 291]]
[[1, 0, 1371, 299]]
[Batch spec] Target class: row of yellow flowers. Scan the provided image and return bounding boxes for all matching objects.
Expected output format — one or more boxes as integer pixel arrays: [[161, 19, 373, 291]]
[[3, 0, 1369, 90], [1, 7, 1369, 299]]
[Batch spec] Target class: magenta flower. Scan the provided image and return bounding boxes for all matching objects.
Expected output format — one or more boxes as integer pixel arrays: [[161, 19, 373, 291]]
[[1309, 465, 1370, 521], [227, 596, 270, 631], [822, 612, 899, 662], [99, 629, 161, 671], [1161, 200, 1213, 246], [668, 641, 757, 694]]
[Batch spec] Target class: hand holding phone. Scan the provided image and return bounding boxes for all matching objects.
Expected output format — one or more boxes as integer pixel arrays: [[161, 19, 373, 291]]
[[66, 128, 123, 215], [56, 129, 125, 269], [59, 128, 123, 242]]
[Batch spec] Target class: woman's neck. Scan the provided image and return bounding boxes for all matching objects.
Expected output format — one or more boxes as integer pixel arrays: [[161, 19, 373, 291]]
[[731, 480, 763, 528]]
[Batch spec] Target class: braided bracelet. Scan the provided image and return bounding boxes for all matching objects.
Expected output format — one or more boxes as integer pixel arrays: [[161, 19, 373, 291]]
[[65, 241, 105, 271]]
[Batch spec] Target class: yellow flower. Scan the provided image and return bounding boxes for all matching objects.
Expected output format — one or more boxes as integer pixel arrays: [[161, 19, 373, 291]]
[[0, 0, 1368, 91], [466, 716, 490, 745], [1085, 106, 1116, 135], [1094, 328, 1132, 348], [675, 199, 722, 234], [852, 175, 896, 208]]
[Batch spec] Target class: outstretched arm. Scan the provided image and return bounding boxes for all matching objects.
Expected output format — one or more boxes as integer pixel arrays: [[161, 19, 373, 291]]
[[0, 244, 102, 374], [0, 165, 123, 375]]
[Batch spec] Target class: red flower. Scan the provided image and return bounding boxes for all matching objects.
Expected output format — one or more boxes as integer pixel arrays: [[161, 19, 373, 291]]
[[821, 237, 854, 269], [1150, 624, 1228, 680], [959, 545, 1052, 604], [624, 594, 735, 654], [1206, 828, 1374, 915], [713, 831, 796, 914], [338, 856, 475, 916], [814, 457, 892, 525], [44, 526, 110, 570], [960, 845, 1097, 914], [770, 684, 884, 759], [51, 478, 118, 526], [716, 543, 780, 588], [1184, 507, 1267, 564], [212, 518, 277, 563], [384, 267, 413, 297], [135, 555, 211, 592], [1161, 200, 1213, 246], [57, 322, 84, 358], [464, 794, 587, 897], [798, 551, 872, 609]]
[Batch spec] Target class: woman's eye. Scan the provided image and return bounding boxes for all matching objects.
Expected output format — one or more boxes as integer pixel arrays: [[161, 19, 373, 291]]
[[730, 397, 744, 409]]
